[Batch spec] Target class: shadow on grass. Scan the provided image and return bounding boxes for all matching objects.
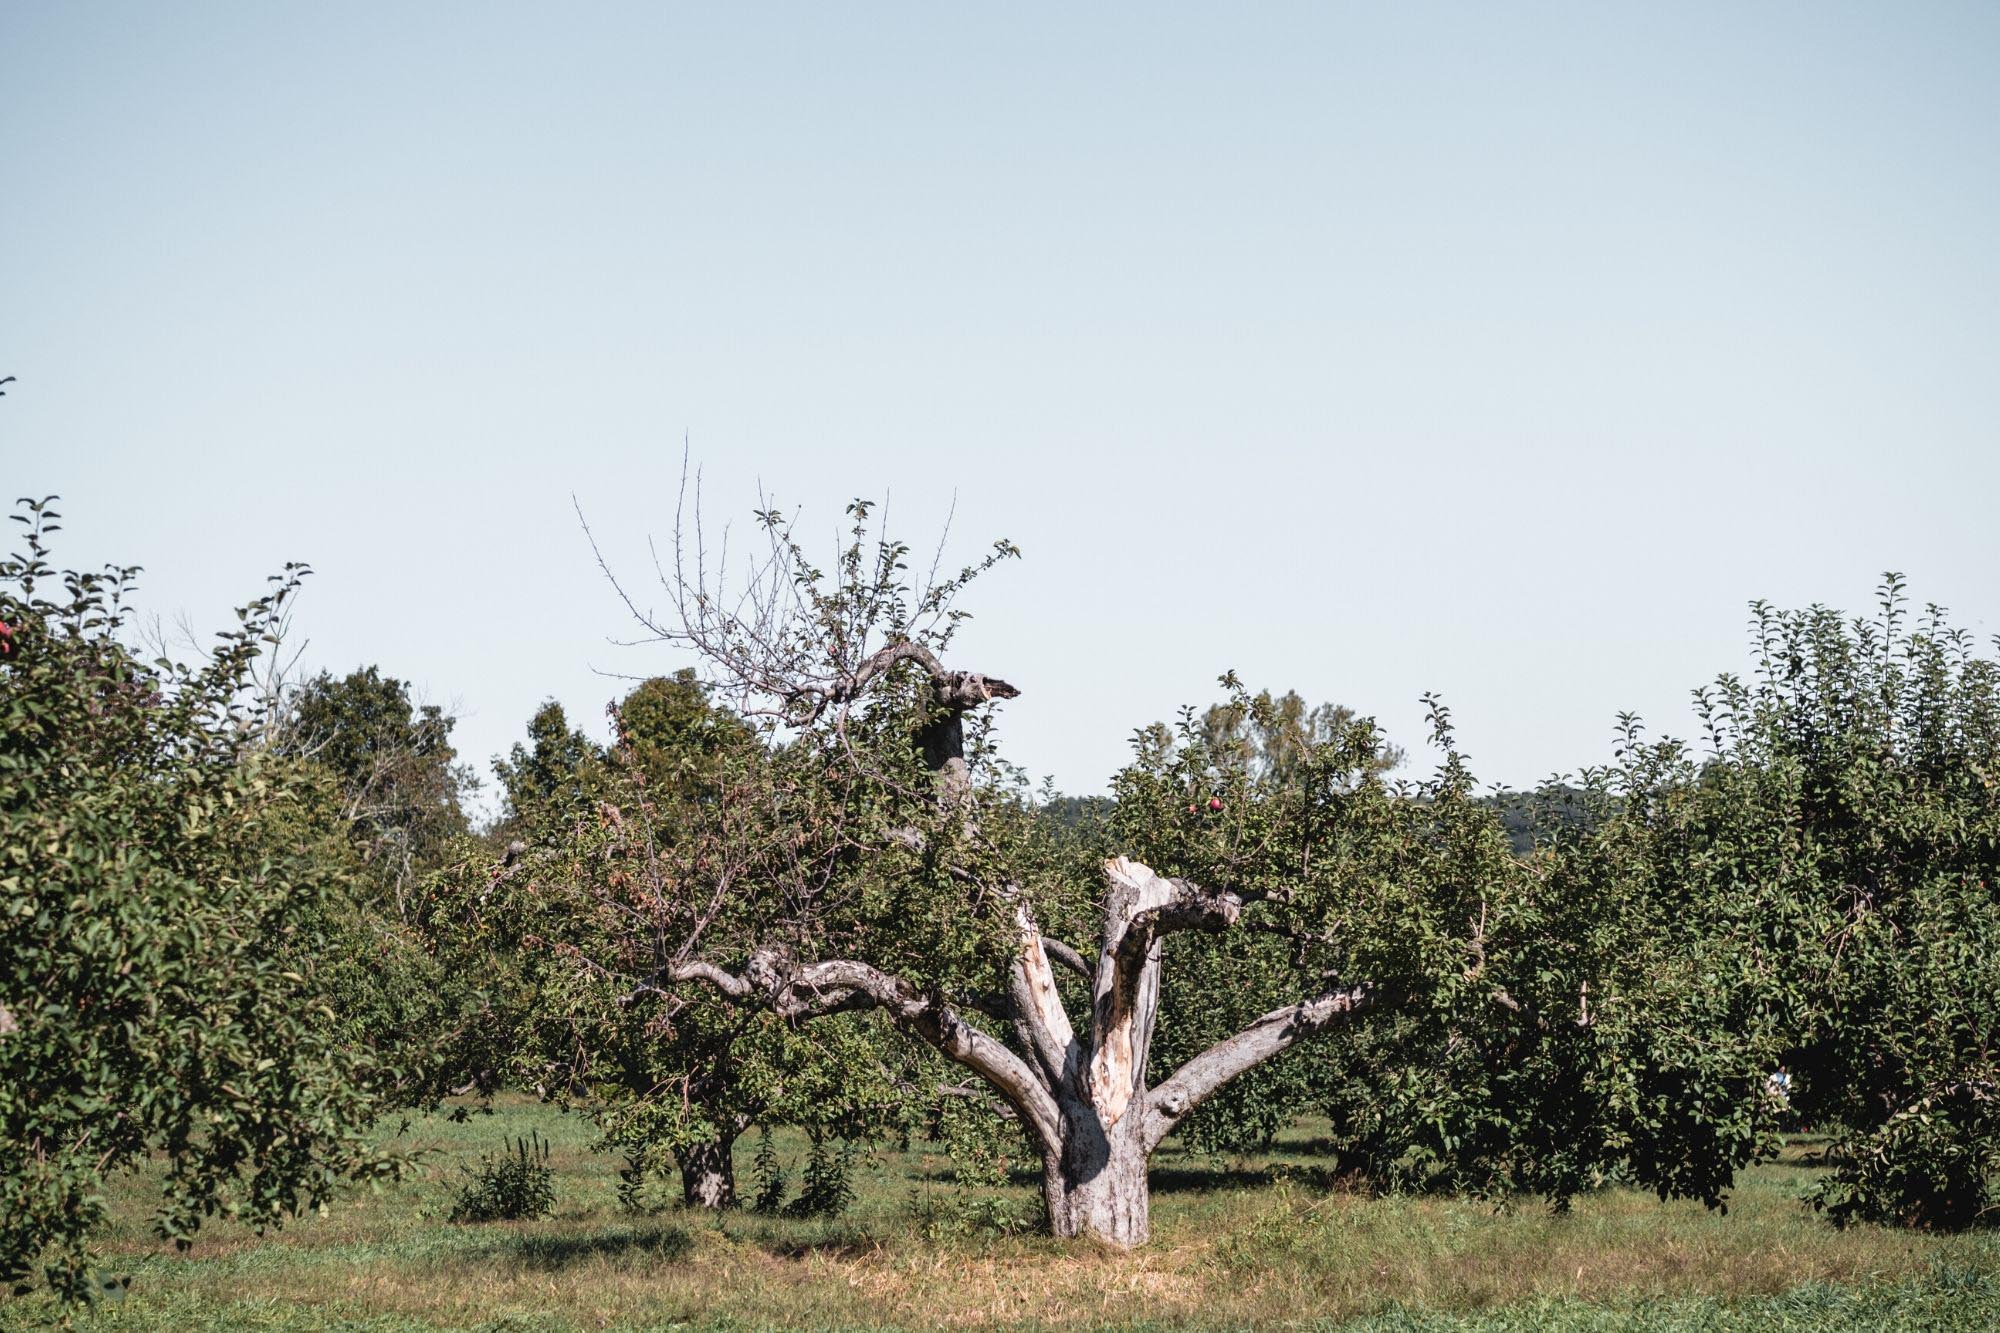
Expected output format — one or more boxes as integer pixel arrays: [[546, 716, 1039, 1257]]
[[1148, 1165, 1280, 1194], [1150, 1163, 1354, 1195], [1762, 1154, 1833, 1172], [959, 1158, 1357, 1197], [767, 1235, 884, 1262], [489, 1223, 694, 1270]]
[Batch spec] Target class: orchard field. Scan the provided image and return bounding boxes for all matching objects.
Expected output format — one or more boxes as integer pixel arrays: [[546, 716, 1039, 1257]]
[[9, 494, 2000, 1327], [7, 1096, 1999, 1330], [12, 7, 2000, 1328]]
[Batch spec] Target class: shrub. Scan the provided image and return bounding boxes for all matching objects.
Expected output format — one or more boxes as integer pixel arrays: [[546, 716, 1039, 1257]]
[[749, 1130, 789, 1215], [449, 1133, 556, 1223], [1814, 1083, 2000, 1230], [786, 1134, 857, 1219]]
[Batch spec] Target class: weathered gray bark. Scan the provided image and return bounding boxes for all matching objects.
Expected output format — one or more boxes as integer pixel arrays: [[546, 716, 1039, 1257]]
[[1043, 1098, 1154, 1244], [675, 1135, 737, 1210]]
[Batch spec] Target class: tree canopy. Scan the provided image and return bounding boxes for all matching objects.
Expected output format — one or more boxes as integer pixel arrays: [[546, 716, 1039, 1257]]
[[0, 500, 396, 1298], [283, 665, 472, 914]]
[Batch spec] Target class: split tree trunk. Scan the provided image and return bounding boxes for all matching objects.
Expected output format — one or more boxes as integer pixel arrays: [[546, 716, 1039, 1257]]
[[675, 1136, 737, 1210]]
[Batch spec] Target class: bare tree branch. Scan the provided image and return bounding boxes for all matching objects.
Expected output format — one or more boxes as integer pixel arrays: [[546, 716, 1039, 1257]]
[[669, 950, 1061, 1148], [1141, 984, 1379, 1152], [1040, 936, 1095, 982]]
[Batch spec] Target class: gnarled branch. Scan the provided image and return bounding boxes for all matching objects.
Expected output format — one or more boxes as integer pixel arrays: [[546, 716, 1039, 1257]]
[[1040, 936, 1095, 982], [1141, 983, 1378, 1152], [669, 950, 1060, 1148]]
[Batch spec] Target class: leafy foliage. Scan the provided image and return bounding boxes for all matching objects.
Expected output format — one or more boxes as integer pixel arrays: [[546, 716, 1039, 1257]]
[[749, 1129, 789, 1214], [787, 1132, 859, 1219], [491, 699, 607, 833], [1588, 579, 2000, 1228], [448, 1132, 555, 1223], [239, 753, 491, 1110], [282, 665, 472, 912], [422, 671, 906, 1210], [1129, 682, 1779, 1211], [0, 499, 396, 1297]]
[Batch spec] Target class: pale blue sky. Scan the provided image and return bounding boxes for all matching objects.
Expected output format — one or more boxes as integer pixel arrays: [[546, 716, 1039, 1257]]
[[4, 2, 1996, 811]]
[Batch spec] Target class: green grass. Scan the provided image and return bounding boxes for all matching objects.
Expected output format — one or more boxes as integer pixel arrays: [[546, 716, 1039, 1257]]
[[6, 1098, 1999, 1330]]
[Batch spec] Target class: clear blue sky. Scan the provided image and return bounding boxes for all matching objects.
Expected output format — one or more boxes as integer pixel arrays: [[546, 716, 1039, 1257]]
[[4, 2, 1996, 811]]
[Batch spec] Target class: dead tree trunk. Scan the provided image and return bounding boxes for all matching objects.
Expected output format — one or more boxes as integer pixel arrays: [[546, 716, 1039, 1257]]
[[1043, 1100, 1153, 1244]]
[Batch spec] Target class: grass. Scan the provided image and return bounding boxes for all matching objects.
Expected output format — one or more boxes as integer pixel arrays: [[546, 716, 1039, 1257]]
[[6, 1098, 1999, 1330]]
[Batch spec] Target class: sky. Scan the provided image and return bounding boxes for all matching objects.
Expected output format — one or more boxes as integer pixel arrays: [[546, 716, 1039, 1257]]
[[4, 2, 1997, 815]]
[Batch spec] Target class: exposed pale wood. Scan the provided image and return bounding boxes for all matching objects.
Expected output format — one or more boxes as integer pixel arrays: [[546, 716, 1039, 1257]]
[[1017, 925, 1079, 1084]]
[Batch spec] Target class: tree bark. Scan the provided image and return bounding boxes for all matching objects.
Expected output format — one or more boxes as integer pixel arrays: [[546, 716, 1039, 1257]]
[[675, 1135, 737, 1210], [1042, 1102, 1153, 1245]]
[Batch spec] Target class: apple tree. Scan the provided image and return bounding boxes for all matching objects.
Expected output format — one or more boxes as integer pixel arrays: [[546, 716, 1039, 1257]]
[[0, 499, 395, 1297]]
